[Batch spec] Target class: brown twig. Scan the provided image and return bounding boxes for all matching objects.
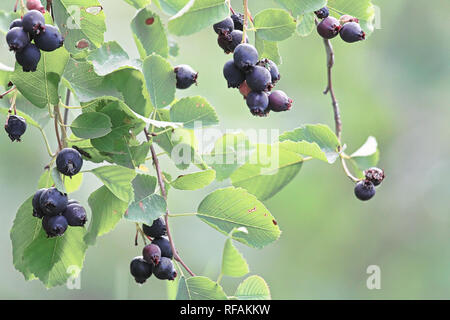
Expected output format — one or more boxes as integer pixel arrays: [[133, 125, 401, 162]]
[[64, 89, 70, 125], [0, 86, 17, 99], [144, 128, 196, 277]]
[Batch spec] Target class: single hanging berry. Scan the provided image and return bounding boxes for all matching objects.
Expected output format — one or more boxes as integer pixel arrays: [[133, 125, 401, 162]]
[[223, 60, 246, 88], [314, 7, 329, 19], [5, 115, 27, 142], [130, 256, 152, 284], [15, 43, 41, 72], [62, 203, 87, 227], [32, 188, 47, 219], [268, 90, 293, 112], [339, 22, 365, 43], [143, 217, 167, 238], [246, 66, 273, 92], [42, 215, 68, 238], [22, 10, 46, 35], [354, 180, 376, 201], [6, 27, 30, 52], [143, 244, 162, 266], [317, 16, 341, 39], [246, 91, 270, 117], [213, 17, 234, 34], [233, 43, 259, 71], [174, 65, 198, 89], [151, 237, 173, 259], [34, 25, 64, 52], [39, 187, 68, 216], [364, 168, 385, 186], [56, 148, 83, 177], [153, 257, 177, 281]]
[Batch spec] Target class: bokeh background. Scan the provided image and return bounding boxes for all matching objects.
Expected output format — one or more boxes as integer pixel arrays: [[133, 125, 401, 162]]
[[0, 0, 449, 299]]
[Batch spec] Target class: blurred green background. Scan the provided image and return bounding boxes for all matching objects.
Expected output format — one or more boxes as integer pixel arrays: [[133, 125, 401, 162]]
[[0, 0, 449, 299]]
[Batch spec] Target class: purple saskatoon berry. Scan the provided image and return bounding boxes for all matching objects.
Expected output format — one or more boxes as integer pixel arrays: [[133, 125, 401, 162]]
[[339, 22, 365, 43], [153, 257, 177, 281], [42, 215, 68, 238], [223, 60, 246, 88], [314, 7, 329, 19], [231, 13, 244, 31], [34, 25, 64, 52], [6, 27, 30, 52], [354, 180, 376, 201], [174, 64, 198, 89], [39, 187, 68, 216], [4, 115, 27, 142], [22, 10, 45, 35], [142, 244, 162, 266], [63, 203, 87, 227], [233, 43, 259, 71], [130, 256, 152, 284], [9, 19, 23, 30], [217, 30, 248, 54], [15, 43, 41, 72], [268, 90, 293, 112], [317, 16, 341, 39], [142, 217, 167, 238], [246, 66, 272, 92], [364, 167, 385, 186], [246, 91, 270, 117], [213, 17, 234, 34], [257, 59, 280, 84], [56, 148, 83, 177], [152, 237, 173, 259], [32, 188, 47, 219]]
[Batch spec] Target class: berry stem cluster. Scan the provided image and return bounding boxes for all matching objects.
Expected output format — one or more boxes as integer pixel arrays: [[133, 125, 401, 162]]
[[144, 127, 196, 277]]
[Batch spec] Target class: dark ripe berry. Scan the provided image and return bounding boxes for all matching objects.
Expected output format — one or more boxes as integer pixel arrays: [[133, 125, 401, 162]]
[[35, 25, 64, 52], [9, 19, 23, 30], [63, 204, 87, 227], [231, 13, 244, 31], [6, 27, 30, 52], [246, 91, 270, 117], [16, 43, 41, 72], [339, 22, 365, 43], [56, 148, 83, 177], [151, 237, 173, 259], [339, 15, 359, 25], [32, 188, 47, 219], [42, 215, 68, 238], [257, 59, 280, 84], [22, 10, 45, 35], [4, 115, 27, 142], [217, 30, 248, 54], [314, 7, 329, 19], [354, 180, 376, 201], [174, 64, 198, 89], [26, 0, 45, 13], [246, 66, 272, 92], [364, 167, 385, 186], [153, 257, 177, 281], [239, 81, 251, 99], [317, 16, 341, 39], [130, 256, 152, 284], [39, 187, 68, 216], [233, 43, 259, 71], [268, 90, 293, 112], [142, 217, 167, 238], [213, 17, 234, 34], [223, 60, 245, 88], [142, 244, 161, 266]]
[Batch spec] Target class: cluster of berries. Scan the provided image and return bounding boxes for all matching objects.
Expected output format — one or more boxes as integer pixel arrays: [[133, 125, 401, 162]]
[[4, 115, 27, 142], [213, 14, 293, 117], [31, 148, 85, 237], [130, 217, 177, 284], [354, 167, 385, 201], [315, 7, 366, 43], [6, 8, 64, 72]]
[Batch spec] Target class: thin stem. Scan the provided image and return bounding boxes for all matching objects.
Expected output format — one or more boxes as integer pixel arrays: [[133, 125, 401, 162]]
[[242, 0, 249, 43], [56, 104, 67, 148], [39, 128, 55, 158], [63, 89, 70, 125], [144, 127, 196, 277], [217, 272, 223, 285], [0, 86, 17, 99], [135, 223, 147, 245], [168, 213, 198, 218], [340, 155, 360, 183], [54, 106, 63, 151]]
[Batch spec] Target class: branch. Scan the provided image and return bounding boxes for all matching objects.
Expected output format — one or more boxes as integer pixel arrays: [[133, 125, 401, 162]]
[[144, 128, 196, 277], [0, 86, 17, 99], [63, 89, 70, 125]]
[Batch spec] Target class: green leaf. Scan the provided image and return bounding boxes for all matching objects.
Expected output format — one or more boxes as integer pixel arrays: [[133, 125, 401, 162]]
[[142, 54, 176, 109], [203, 133, 253, 181], [177, 276, 228, 300], [0, 11, 20, 35], [350, 136, 379, 173], [71, 112, 112, 139], [296, 12, 315, 37], [255, 35, 282, 65], [168, 0, 229, 36], [328, 0, 376, 34], [197, 187, 281, 248], [65, 173, 84, 194], [38, 170, 54, 189], [172, 170, 216, 190], [90, 165, 137, 203], [87, 41, 141, 76], [53, 0, 106, 53], [222, 238, 249, 278], [279, 124, 341, 163], [159, 0, 190, 15], [231, 144, 303, 201], [254, 8, 296, 41], [51, 168, 66, 194], [12, 49, 70, 108], [132, 174, 157, 201], [131, 9, 169, 59], [123, 0, 151, 9], [125, 194, 167, 224], [275, 0, 326, 16], [235, 275, 271, 300], [170, 96, 219, 129], [10, 196, 42, 281], [85, 186, 129, 245]]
